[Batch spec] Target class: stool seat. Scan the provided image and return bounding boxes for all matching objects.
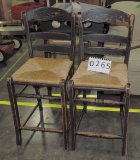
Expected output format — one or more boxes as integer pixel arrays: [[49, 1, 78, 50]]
[[72, 61, 128, 88], [12, 57, 73, 85]]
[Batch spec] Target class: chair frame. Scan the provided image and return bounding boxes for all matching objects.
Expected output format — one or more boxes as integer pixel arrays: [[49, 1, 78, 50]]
[[7, 7, 76, 150], [69, 8, 134, 155]]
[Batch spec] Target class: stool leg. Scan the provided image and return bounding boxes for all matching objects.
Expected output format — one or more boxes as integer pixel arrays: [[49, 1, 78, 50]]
[[7, 77, 22, 145], [69, 80, 76, 150], [61, 80, 68, 150], [34, 86, 44, 128], [120, 92, 124, 135], [83, 90, 87, 114], [122, 88, 130, 156], [48, 87, 52, 96]]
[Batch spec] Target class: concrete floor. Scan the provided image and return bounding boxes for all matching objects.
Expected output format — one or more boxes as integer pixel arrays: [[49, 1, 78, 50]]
[[0, 0, 140, 160]]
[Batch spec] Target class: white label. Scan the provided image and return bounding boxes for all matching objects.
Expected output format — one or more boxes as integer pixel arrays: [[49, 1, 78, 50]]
[[88, 57, 112, 74]]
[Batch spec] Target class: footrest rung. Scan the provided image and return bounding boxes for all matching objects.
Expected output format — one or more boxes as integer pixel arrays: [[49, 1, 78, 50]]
[[20, 126, 63, 133], [76, 131, 122, 139]]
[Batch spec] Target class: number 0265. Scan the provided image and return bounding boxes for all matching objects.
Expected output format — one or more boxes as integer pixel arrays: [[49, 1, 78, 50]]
[[88, 58, 112, 74]]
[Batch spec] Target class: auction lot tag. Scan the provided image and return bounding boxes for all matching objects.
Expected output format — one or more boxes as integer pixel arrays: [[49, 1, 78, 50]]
[[88, 57, 112, 74]]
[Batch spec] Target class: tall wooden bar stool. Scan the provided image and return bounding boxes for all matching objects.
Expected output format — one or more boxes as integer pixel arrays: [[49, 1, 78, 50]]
[[7, 7, 76, 149], [69, 8, 134, 155]]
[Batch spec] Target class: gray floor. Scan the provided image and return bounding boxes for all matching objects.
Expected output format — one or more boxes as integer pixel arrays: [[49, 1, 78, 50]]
[[0, 1, 140, 160]]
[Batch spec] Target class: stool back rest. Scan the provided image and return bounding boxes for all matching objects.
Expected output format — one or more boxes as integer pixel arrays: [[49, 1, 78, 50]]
[[22, 7, 76, 61], [78, 8, 135, 66]]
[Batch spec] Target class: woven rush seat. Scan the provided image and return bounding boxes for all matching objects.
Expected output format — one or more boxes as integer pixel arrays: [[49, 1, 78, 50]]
[[72, 61, 128, 88], [12, 57, 73, 84]]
